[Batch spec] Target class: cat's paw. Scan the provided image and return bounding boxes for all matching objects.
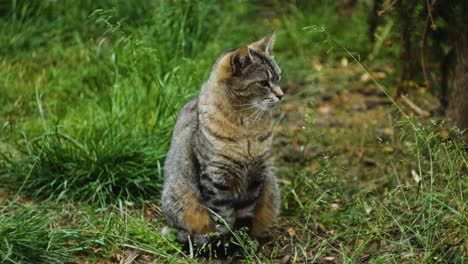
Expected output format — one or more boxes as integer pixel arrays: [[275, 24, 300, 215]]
[[214, 224, 230, 235], [161, 226, 172, 237]]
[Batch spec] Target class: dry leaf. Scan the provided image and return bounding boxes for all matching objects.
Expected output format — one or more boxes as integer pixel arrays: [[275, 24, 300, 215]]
[[360, 72, 386, 82], [383, 146, 394, 153], [309, 163, 319, 173], [277, 178, 292, 185], [361, 73, 370, 82], [373, 72, 386, 78], [440, 129, 449, 140], [340, 57, 348, 67], [281, 254, 291, 264], [285, 227, 296, 238], [331, 203, 340, 211], [313, 62, 323, 71], [318, 105, 333, 114], [411, 169, 420, 184], [317, 224, 326, 232]]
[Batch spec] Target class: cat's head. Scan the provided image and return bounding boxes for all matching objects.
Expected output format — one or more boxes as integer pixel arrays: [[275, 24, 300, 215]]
[[215, 32, 283, 111]]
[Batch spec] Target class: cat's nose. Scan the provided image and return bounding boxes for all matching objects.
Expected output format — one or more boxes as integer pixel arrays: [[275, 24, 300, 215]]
[[273, 86, 284, 101]]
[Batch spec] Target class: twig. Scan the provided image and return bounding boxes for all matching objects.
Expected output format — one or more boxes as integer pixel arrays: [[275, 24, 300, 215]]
[[400, 95, 430, 117], [420, 15, 431, 88], [121, 250, 139, 264], [120, 244, 159, 256], [426, 0, 437, 30], [378, 0, 399, 16]]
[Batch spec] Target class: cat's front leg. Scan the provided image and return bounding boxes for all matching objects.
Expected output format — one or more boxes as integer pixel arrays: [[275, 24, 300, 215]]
[[251, 172, 280, 237], [199, 166, 237, 234]]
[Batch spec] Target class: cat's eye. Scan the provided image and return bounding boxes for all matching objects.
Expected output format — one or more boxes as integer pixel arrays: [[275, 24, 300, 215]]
[[259, 80, 270, 87]]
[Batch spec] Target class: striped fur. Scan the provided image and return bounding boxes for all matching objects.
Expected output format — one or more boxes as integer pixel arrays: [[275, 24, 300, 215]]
[[162, 32, 282, 246]]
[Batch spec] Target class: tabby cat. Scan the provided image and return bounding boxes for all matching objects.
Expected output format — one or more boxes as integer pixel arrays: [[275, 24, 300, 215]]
[[162, 32, 283, 246]]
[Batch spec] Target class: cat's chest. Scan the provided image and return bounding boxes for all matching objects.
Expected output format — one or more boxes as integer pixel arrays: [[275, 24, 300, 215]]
[[198, 105, 273, 160], [243, 132, 272, 159], [200, 123, 272, 160]]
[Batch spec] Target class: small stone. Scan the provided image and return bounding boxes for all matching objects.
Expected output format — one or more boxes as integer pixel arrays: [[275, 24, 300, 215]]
[[376, 128, 394, 142], [281, 254, 291, 264]]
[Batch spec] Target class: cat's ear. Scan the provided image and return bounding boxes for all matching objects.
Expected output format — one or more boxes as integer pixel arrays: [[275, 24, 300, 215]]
[[249, 31, 276, 55], [230, 46, 253, 73]]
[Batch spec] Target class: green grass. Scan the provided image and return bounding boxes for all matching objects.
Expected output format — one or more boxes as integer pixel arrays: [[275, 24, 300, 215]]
[[0, 205, 83, 263], [281, 118, 466, 262], [1, 0, 466, 263], [0, 202, 186, 263]]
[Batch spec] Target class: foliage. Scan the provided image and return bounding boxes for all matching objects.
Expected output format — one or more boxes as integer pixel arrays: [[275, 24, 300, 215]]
[[0, 205, 88, 263]]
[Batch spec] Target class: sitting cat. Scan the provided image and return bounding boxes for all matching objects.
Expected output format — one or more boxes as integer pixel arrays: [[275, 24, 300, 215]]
[[162, 32, 283, 248]]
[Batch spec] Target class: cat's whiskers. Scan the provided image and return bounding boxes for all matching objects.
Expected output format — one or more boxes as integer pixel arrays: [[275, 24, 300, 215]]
[[253, 104, 269, 123], [233, 102, 258, 107], [232, 102, 260, 113], [263, 100, 279, 109], [252, 100, 280, 123], [243, 107, 263, 122], [242, 101, 276, 123], [244, 104, 260, 110], [255, 106, 265, 122], [244, 109, 261, 121]]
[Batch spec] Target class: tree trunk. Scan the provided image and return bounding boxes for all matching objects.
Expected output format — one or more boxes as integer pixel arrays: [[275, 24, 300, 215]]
[[368, 0, 383, 43], [339, 0, 357, 17], [443, 1, 468, 130], [445, 34, 468, 130], [396, 1, 416, 97]]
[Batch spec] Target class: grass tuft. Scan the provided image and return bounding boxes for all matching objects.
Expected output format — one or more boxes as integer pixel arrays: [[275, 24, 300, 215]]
[[1, 131, 164, 204], [0, 206, 89, 263]]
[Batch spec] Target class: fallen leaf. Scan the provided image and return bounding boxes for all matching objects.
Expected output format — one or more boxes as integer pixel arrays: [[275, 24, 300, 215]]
[[373, 72, 386, 79], [340, 57, 348, 67], [309, 163, 319, 173], [281, 254, 291, 264], [317, 224, 326, 232], [123, 250, 139, 264], [383, 146, 394, 153], [360, 73, 370, 82], [285, 227, 296, 238], [360, 72, 386, 82], [277, 179, 292, 185], [376, 128, 394, 142], [411, 169, 420, 184], [440, 129, 449, 140], [318, 105, 333, 114], [313, 62, 323, 71], [331, 203, 340, 211], [401, 252, 416, 259]]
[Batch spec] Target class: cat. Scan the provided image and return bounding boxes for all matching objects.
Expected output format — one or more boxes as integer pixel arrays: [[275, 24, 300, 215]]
[[161, 32, 283, 248]]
